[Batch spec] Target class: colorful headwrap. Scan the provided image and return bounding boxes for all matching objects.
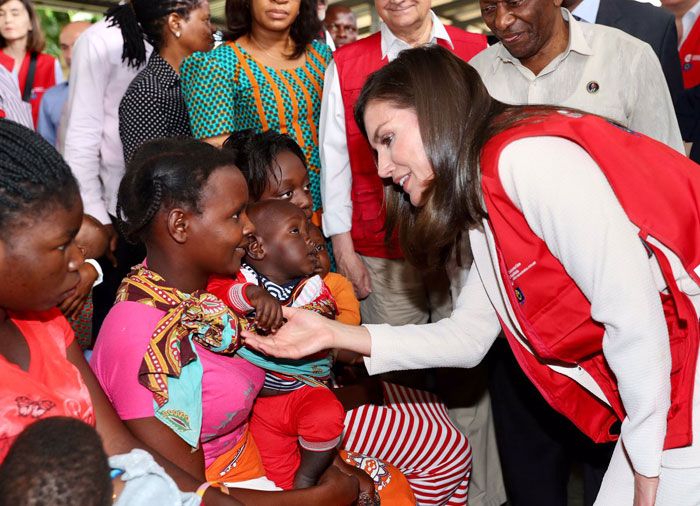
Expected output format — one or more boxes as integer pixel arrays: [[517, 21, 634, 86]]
[[116, 266, 245, 448]]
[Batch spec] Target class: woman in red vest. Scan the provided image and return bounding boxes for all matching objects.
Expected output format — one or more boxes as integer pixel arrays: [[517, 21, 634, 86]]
[[245, 45, 700, 505], [0, 0, 62, 127]]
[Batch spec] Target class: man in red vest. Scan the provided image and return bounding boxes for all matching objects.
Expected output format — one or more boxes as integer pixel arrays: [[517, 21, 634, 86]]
[[662, 0, 700, 163], [662, 0, 700, 88], [318, 3, 498, 505], [320, 1, 485, 326]]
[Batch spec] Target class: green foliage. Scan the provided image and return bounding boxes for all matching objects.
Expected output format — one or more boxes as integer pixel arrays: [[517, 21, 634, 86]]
[[36, 8, 102, 61]]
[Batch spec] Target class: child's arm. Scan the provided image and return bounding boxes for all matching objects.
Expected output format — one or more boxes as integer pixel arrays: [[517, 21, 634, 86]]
[[324, 273, 361, 326], [294, 448, 336, 489], [208, 275, 256, 314], [207, 275, 284, 331]]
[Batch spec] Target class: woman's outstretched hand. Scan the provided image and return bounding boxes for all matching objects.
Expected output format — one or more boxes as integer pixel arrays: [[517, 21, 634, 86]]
[[242, 306, 373, 359], [242, 306, 336, 359]]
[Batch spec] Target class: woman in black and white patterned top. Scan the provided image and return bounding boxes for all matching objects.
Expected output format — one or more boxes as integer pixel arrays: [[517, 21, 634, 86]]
[[111, 0, 215, 164]]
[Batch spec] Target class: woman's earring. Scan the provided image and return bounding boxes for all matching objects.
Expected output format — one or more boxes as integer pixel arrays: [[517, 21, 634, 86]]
[[175, 31, 181, 38]]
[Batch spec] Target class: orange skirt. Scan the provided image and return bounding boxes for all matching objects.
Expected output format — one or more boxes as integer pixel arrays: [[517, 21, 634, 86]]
[[205, 427, 267, 484], [339, 449, 416, 505]]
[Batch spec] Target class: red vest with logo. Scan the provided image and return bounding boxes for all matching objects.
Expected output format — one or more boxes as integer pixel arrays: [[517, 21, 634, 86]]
[[333, 28, 486, 258], [480, 111, 700, 448], [680, 17, 700, 89]]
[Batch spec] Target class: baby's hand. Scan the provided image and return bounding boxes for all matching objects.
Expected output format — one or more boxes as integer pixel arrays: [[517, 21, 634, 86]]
[[59, 262, 98, 319], [245, 285, 284, 331]]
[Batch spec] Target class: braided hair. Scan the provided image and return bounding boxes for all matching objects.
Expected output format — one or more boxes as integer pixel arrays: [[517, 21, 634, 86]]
[[222, 129, 306, 201], [106, 0, 203, 68], [117, 137, 240, 244], [0, 119, 79, 231]]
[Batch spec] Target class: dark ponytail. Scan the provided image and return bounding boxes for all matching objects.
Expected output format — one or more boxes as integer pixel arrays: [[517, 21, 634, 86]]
[[106, 0, 203, 68]]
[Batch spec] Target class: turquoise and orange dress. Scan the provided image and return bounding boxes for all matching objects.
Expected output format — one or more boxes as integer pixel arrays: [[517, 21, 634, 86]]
[[180, 39, 332, 213]]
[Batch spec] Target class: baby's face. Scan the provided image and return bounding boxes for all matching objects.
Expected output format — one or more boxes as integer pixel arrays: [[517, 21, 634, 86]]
[[258, 209, 319, 280], [75, 216, 108, 260], [309, 227, 330, 278]]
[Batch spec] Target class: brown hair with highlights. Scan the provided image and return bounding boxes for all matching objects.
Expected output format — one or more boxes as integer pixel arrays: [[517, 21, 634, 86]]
[[354, 45, 563, 270]]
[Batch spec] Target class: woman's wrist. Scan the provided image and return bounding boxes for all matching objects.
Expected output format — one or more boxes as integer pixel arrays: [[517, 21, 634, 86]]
[[326, 318, 343, 350], [329, 320, 372, 357]]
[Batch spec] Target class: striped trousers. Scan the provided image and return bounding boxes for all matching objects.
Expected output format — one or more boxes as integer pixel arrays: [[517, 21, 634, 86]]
[[342, 382, 472, 505]]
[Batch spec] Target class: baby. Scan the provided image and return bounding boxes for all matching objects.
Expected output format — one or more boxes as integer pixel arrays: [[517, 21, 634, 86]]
[[308, 224, 360, 326], [207, 200, 344, 491], [59, 215, 106, 349]]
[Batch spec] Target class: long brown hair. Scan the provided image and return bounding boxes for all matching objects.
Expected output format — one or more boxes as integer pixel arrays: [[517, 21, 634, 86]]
[[354, 45, 563, 270], [0, 0, 45, 53]]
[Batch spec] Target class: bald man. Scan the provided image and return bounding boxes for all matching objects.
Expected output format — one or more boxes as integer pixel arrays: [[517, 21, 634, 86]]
[[38, 20, 91, 149], [324, 5, 357, 49]]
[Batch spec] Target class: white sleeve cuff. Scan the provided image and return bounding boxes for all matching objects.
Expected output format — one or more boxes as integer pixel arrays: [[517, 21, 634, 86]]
[[85, 258, 103, 287]]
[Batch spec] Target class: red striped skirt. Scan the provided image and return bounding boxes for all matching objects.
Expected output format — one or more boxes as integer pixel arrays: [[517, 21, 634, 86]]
[[342, 382, 472, 505]]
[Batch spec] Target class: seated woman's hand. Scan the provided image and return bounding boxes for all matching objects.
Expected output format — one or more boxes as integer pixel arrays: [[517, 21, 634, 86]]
[[317, 462, 360, 505], [242, 306, 336, 359], [59, 262, 98, 319], [333, 454, 380, 506]]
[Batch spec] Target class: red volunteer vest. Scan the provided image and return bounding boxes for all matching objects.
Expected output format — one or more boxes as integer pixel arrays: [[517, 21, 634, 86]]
[[680, 17, 700, 89], [334, 28, 486, 258], [480, 111, 700, 449], [0, 51, 58, 127]]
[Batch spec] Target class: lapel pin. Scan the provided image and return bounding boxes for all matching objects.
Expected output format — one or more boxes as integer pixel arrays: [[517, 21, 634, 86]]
[[586, 81, 600, 94]]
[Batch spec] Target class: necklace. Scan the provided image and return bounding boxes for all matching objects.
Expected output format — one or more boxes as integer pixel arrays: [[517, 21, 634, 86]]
[[248, 33, 293, 61]]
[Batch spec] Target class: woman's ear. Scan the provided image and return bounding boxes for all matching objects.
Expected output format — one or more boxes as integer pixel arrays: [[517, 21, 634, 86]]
[[167, 12, 183, 39], [167, 208, 189, 244], [246, 236, 266, 261]]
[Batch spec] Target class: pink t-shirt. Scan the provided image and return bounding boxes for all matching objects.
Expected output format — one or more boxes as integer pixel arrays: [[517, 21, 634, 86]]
[[91, 301, 265, 467]]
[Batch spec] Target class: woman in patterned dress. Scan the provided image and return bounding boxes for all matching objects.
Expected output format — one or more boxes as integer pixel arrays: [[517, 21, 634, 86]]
[[111, 0, 216, 165], [180, 0, 330, 214]]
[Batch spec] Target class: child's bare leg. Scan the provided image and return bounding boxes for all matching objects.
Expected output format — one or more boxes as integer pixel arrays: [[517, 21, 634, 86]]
[[294, 447, 336, 489]]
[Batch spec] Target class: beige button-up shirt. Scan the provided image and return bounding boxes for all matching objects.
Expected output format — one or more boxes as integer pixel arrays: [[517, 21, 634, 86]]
[[470, 8, 684, 153]]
